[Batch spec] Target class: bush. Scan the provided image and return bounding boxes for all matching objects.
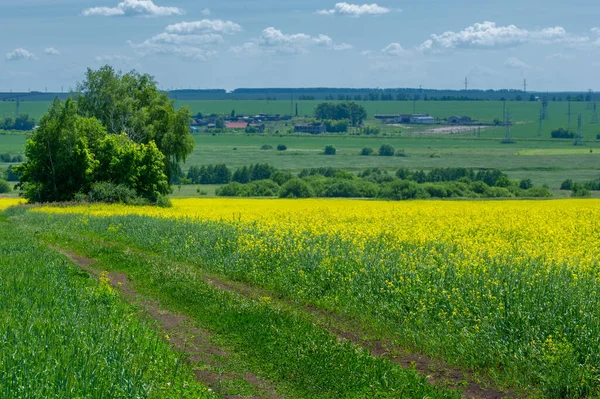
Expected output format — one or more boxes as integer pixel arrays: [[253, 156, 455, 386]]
[[261, 144, 273, 150], [378, 180, 428, 200], [279, 178, 314, 198], [519, 179, 533, 190], [361, 126, 380, 135], [277, 144, 287, 151], [571, 184, 592, 197], [378, 144, 395, 157], [560, 179, 573, 190], [0, 179, 11, 194], [395, 149, 407, 157], [324, 145, 337, 155], [551, 128, 575, 139], [271, 171, 294, 186], [361, 147, 374, 156], [216, 182, 244, 196], [87, 182, 137, 204], [523, 187, 553, 198], [4, 165, 19, 182]]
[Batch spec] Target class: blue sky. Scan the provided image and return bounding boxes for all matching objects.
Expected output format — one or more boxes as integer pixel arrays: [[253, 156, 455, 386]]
[[1, 0, 599, 92]]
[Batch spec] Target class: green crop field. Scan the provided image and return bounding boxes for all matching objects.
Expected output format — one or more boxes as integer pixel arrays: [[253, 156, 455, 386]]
[[2, 99, 599, 192]]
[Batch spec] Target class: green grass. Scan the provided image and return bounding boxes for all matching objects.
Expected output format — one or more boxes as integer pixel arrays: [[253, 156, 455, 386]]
[[21, 210, 462, 399], [0, 210, 212, 399], [2, 100, 600, 190], [20, 204, 600, 397]]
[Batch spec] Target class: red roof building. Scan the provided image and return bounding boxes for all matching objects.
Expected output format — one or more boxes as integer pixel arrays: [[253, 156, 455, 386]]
[[226, 122, 248, 129]]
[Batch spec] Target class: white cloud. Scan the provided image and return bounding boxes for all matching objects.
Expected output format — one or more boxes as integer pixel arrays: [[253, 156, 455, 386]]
[[360, 50, 372, 56], [44, 47, 60, 56], [6, 48, 37, 61], [591, 27, 600, 35], [94, 54, 133, 62], [165, 20, 242, 35], [202, 8, 211, 16], [232, 27, 351, 55], [143, 32, 223, 45], [317, 2, 391, 16], [420, 21, 588, 53], [504, 57, 532, 70], [82, 0, 183, 17], [128, 19, 238, 60], [381, 42, 406, 56]]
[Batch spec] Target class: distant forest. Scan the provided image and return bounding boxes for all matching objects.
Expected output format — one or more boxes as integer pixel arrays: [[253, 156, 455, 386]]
[[0, 88, 595, 102]]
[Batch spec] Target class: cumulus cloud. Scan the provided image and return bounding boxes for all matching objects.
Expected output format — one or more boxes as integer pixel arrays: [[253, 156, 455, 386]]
[[202, 8, 211, 16], [420, 21, 587, 53], [82, 0, 184, 17], [381, 42, 406, 56], [504, 57, 532, 70], [94, 54, 133, 62], [44, 47, 60, 56], [592, 27, 600, 35], [165, 19, 242, 35], [129, 19, 242, 60], [6, 48, 37, 61], [233, 27, 351, 55], [317, 2, 391, 16]]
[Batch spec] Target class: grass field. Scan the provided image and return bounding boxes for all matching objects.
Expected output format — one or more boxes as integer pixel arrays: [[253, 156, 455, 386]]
[[0, 200, 212, 399], [13, 197, 600, 398], [2, 99, 600, 192]]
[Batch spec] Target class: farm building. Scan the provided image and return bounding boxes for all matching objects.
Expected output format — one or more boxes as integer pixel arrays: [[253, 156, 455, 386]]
[[374, 114, 402, 119], [226, 122, 249, 129], [295, 123, 326, 134], [381, 114, 435, 124], [248, 123, 265, 133], [448, 116, 473, 124], [411, 115, 435, 124]]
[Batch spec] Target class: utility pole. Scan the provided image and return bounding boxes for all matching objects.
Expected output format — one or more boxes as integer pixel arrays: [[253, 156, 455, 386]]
[[574, 113, 584, 146], [542, 95, 549, 120], [503, 109, 514, 143], [464, 77, 468, 91], [593, 101, 598, 124], [523, 79, 527, 93]]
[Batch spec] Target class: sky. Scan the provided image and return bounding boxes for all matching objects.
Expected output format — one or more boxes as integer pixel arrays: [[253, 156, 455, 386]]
[[1, 0, 599, 92]]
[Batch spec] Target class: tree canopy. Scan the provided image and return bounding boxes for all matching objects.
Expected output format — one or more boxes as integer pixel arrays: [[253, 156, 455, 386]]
[[16, 98, 169, 203], [76, 65, 194, 182], [314, 102, 367, 126]]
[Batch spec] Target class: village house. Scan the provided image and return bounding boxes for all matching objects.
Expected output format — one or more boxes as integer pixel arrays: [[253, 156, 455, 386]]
[[294, 123, 326, 134]]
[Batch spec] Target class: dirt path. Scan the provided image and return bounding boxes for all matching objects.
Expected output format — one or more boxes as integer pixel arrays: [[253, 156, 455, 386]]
[[58, 244, 514, 399], [57, 248, 282, 399]]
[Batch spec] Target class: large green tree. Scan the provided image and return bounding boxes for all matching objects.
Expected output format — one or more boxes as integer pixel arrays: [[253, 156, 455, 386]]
[[16, 98, 170, 203], [16, 99, 100, 202], [76, 66, 194, 182]]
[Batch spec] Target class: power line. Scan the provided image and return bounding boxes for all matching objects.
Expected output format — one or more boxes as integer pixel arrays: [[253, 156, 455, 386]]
[[523, 79, 527, 93], [464, 77, 468, 91]]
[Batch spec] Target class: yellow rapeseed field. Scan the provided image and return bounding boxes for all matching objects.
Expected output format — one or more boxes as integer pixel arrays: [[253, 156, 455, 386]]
[[34, 198, 600, 274]]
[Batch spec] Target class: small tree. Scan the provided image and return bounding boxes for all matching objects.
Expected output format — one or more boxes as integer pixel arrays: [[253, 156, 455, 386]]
[[324, 145, 337, 155], [379, 144, 395, 157], [277, 144, 287, 151], [361, 147, 374, 156], [279, 178, 314, 198]]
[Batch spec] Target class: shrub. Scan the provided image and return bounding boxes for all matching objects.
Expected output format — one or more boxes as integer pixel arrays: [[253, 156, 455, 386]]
[[324, 145, 337, 155], [378, 180, 428, 200], [361, 147, 374, 156], [324, 179, 361, 198], [379, 144, 395, 157], [4, 165, 19, 182], [523, 187, 553, 198], [551, 128, 575, 139], [87, 182, 137, 204], [261, 144, 273, 150], [571, 184, 591, 197], [560, 179, 573, 190], [279, 178, 314, 198], [277, 144, 287, 151], [216, 182, 244, 196], [395, 149, 407, 157], [519, 179, 533, 190], [271, 171, 294, 186], [0, 179, 11, 194]]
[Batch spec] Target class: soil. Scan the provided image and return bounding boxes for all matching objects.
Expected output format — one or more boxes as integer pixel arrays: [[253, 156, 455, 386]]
[[57, 248, 282, 399], [57, 245, 514, 399]]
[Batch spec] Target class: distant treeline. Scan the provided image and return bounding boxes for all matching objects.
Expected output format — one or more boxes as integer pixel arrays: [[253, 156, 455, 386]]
[[2, 89, 597, 102], [178, 164, 552, 200], [0, 115, 35, 131]]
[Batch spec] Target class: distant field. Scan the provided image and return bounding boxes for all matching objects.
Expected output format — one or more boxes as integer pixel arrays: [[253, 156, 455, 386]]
[[4, 99, 600, 141], [2, 99, 600, 191]]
